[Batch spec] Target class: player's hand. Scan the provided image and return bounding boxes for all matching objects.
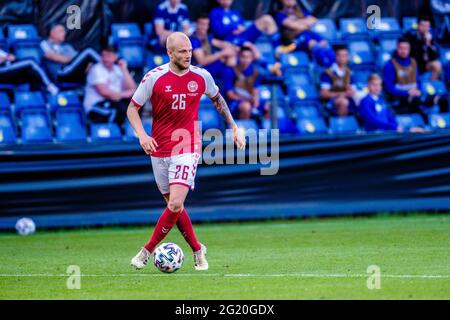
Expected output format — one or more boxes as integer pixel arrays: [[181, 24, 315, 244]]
[[139, 134, 158, 155], [232, 124, 246, 150]]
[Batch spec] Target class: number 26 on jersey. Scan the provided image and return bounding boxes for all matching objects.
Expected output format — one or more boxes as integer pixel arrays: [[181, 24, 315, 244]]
[[172, 94, 186, 110]]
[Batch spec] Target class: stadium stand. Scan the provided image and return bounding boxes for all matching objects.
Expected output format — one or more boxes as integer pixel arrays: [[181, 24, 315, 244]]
[[0, 0, 449, 146]]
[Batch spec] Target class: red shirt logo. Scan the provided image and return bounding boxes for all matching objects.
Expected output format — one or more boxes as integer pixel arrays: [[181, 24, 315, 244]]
[[187, 81, 198, 93]]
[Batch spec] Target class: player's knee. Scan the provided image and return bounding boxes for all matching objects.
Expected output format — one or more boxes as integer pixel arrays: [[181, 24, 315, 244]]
[[167, 199, 184, 213]]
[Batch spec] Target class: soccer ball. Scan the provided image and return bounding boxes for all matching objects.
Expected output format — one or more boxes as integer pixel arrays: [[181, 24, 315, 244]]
[[153, 242, 184, 273], [15, 218, 36, 236]]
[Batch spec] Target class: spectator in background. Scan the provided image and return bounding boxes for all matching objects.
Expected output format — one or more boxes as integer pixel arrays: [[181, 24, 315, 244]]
[[191, 13, 238, 78], [83, 46, 136, 125], [359, 74, 424, 133], [430, 0, 450, 44], [224, 46, 264, 119], [383, 37, 449, 115], [403, 16, 442, 80], [41, 24, 100, 84], [0, 48, 58, 94], [273, 0, 334, 67], [153, 0, 191, 48], [209, 0, 280, 49], [320, 45, 356, 117]]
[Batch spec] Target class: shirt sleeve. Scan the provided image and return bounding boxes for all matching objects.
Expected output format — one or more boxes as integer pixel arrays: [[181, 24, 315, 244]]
[[131, 73, 153, 107], [40, 40, 51, 54], [154, 7, 165, 26], [87, 66, 108, 86], [190, 36, 201, 50], [201, 68, 219, 99], [320, 72, 332, 90], [275, 12, 288, 27]]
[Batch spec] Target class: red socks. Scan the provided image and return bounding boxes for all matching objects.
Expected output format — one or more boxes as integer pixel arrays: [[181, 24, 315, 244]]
[[176, 209, 201, 252], [144, 207, 180, 253], [144, 207, 201, 253]]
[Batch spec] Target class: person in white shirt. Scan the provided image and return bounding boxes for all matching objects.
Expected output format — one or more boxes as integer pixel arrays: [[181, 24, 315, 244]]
[[83, 46, 136, 125]]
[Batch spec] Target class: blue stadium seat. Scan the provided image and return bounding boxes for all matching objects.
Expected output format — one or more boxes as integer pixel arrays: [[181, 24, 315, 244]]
[[329, 116, 360, 134], [293, 102, 321, 118], [255, 42, 275, 65], [118, 44, 144, 68], [379, 38, 397, 53], [402, 17, 418, 32], [110, 23, 144, 68], [55, 108, 87, 142], [199, 107, 221, 132], [353, 68, 375, 89], [440, 47, 450, 66], [21, 109, 53, 143], [235, 119, 259, 132], [259, 85, 285, 107], [48, 91, 82, 113], [0, 92, 11, 111], [280, 51, 310, 73], [123, 118, 152, 140], [372, 17, 401, 39], [377, 51, 393, 69], [90, 123, 122, 142], [421, 80, 447, 97], [146, 51, 169, 70], [396, 114, 425, 129], [288, 83, 319, 103], [0, 112, 16, 144], [339, 18, 369, 40], [111, 23, 143, 44], [275, 106, 296, 134], [348, 40, 375, 66], [285, 71, 313, 87], [0, 28, 7, 50], [7, 24, 42, 63], [296, 117, 328, 135], [428, 113, 450, 130], [7, 24, 39, 46], [14, 91, 46, 117], [311, 19, 337, 41]]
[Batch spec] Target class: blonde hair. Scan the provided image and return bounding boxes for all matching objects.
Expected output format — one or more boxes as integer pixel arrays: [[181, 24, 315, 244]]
[[368, 73, 382, 83]]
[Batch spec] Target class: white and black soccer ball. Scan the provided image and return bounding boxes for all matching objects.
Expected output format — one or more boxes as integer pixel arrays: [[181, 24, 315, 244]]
[[15, 218, 36, 236], [153, 242, 184, 273]]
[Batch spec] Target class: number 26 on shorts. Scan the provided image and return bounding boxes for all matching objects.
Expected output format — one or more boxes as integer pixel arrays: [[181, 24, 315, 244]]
[[174, 165, 189, 180]]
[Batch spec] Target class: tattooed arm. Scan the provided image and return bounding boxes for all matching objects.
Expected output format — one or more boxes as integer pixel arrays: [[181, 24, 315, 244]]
[[211, 93, 246, 150]]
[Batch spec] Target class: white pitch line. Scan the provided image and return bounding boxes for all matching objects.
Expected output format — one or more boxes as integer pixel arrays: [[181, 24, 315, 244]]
[[0, 273, 448, 279]]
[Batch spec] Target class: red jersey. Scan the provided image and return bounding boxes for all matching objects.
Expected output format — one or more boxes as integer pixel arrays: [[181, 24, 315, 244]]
[[131, 63, 219, 157]]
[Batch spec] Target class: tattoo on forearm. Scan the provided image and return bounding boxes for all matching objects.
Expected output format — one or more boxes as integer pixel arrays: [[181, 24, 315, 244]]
[[212, 93, 234, 125]]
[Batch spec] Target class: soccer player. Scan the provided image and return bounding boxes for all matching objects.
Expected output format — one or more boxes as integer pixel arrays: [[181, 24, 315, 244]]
[[128, 32, 246, 271]]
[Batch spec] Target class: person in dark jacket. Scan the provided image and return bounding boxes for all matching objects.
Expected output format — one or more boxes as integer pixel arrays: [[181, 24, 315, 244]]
[[403, 15, 442, 80]]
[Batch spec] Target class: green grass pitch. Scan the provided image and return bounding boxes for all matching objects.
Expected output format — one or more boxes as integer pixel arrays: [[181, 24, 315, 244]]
[[0, 214, 449, 299]]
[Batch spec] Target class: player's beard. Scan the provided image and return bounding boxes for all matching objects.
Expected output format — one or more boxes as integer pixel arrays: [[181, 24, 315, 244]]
[[174, 59, 190, 71]]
